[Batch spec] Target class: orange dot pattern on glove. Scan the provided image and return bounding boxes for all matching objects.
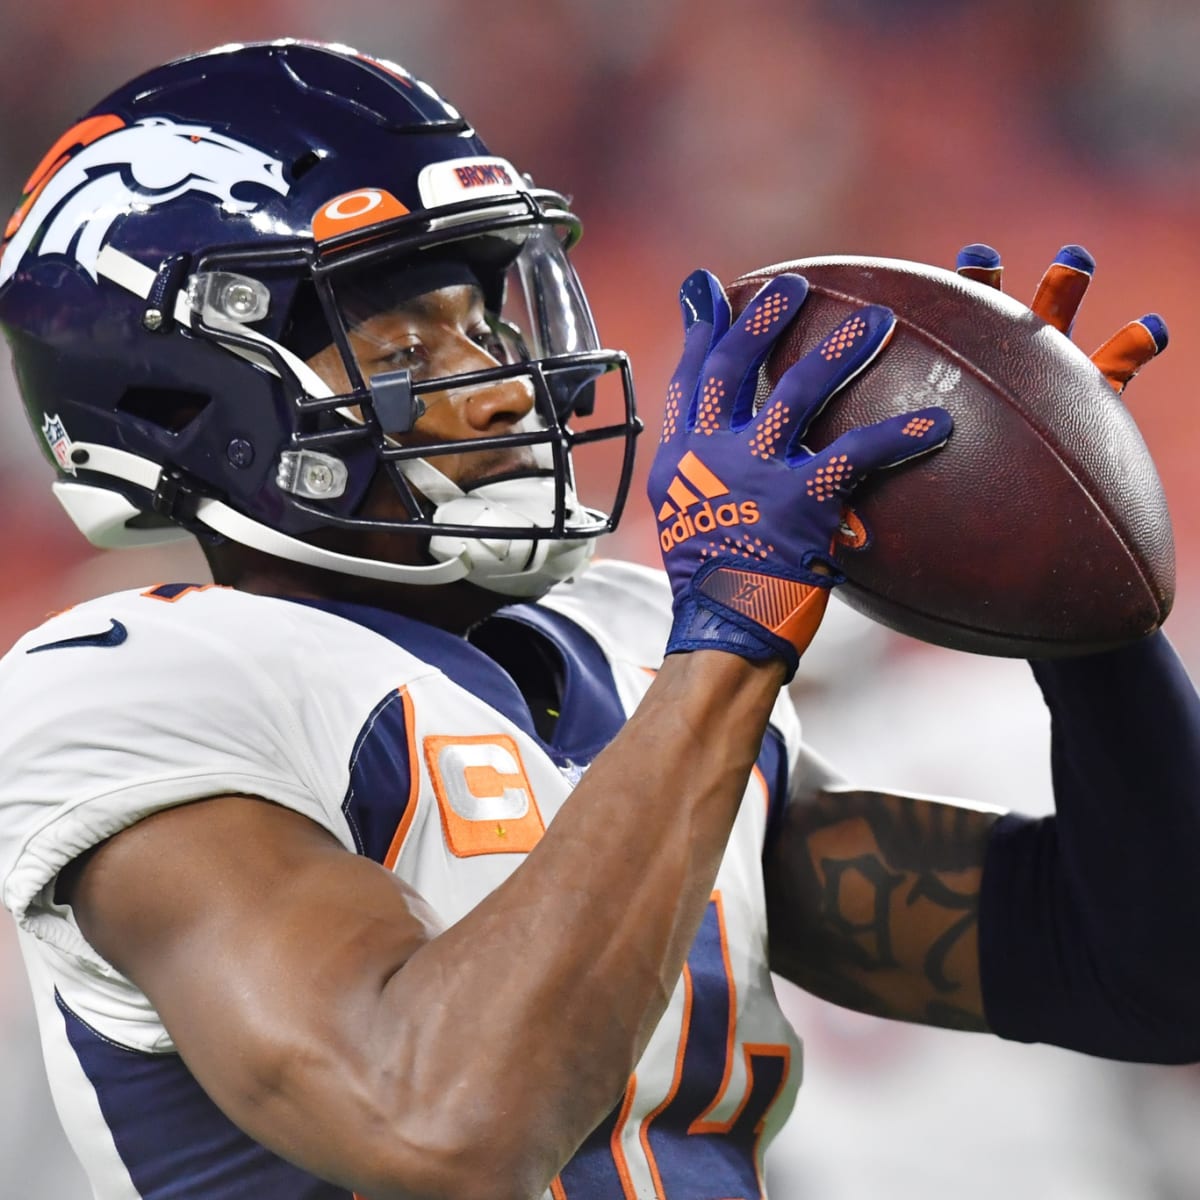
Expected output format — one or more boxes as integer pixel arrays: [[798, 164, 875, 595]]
[[749, 397, 790, 458], [902, 415, 936, 437], [698, 533, 775, 564], [820, 314, 867, 361], [699, 564, 831, 655], [697, 375, 726, 435], [806, 453, 853, 502], [746, 291, 791, 337], [662, 380, 682, 443]]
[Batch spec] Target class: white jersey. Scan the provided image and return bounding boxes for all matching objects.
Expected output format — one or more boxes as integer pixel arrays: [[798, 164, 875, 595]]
[[0, 560, 804, 1200]]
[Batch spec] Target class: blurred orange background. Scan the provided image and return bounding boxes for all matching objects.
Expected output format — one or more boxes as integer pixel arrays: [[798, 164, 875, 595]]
[[1, 2, 1197, 1196]]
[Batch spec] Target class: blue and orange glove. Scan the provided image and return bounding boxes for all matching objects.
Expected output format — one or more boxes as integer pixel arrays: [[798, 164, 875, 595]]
[[956, 242, 1168, 392], [650, 269, 953, 679]]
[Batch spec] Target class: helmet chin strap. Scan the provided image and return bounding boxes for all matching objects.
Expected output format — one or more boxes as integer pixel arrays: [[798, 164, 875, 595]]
[[79, 246, 598, 597], [396, 456, 597, 598], [52, 442, 475, 585]]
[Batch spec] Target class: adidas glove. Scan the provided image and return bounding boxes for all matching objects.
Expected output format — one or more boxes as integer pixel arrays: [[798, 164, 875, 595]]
[[955, 242, 1168, 393], [650, 268, 952, 679]]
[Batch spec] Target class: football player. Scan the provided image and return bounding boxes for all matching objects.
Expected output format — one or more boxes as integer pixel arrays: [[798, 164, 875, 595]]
[[0, 40, 1196, 1200]]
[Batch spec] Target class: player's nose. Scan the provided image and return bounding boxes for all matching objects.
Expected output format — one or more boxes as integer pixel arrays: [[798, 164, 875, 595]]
[[460, 372, 536, 433]]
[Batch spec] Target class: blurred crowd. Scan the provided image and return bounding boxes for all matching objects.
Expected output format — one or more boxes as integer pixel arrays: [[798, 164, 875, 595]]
[[2, 1, 1198, 1195]]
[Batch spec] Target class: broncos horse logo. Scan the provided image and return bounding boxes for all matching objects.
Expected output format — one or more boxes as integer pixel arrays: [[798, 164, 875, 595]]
[[0, 115, 290, 287]]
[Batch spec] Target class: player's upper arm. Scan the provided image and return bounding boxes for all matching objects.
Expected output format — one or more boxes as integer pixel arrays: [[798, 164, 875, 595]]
[[0, 591, 494, 1195], [0, 588, 427, 959], [59, 792, 458, 1195], [764, 742, 1001, 1030], [0, 592, 350, 951]]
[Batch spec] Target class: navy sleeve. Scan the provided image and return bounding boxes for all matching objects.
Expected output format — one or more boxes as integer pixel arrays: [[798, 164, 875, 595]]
[[979, 630, 1200, 1063], [758, 724, 790, 862]]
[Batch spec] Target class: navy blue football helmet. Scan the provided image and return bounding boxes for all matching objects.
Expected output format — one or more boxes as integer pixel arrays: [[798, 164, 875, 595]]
[[0, 40, 640, 595]]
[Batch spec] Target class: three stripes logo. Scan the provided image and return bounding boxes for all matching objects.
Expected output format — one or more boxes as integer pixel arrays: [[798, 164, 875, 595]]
[[656, 451, 760, 553]]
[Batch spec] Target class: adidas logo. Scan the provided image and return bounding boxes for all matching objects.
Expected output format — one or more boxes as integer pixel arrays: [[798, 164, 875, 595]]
[[656, 451, 760, 552]]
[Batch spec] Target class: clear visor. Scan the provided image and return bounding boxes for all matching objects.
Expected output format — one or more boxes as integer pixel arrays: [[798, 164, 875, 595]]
[[276, 224, 632, 534], [316, 223, 601, 391], [181, 217, 638, 545]]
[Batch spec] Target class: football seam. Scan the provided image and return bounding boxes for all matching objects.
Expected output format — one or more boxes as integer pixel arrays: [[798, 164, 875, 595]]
[[793, 280, 1165, 615]]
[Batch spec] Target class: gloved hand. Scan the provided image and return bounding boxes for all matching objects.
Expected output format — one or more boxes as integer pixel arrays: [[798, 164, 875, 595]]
[[955, 243, 1168, 392], [650, 269, 952, 679]]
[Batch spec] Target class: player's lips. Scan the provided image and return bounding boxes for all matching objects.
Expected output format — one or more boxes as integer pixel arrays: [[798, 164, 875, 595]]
[[448, 446, 540, 490]]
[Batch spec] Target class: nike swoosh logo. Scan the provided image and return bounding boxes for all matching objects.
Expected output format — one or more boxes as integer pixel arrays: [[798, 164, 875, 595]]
[[27, 619, 128, 653]]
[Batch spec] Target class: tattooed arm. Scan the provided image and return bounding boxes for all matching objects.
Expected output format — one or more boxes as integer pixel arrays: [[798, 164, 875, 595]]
[[763, 744, 999, 1031], [766, 631, 1200, 1061]]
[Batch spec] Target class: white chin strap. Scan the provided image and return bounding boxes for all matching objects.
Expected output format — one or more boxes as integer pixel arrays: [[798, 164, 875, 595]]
[[53, 247, 598, 596], [400, 457, 598, 598]]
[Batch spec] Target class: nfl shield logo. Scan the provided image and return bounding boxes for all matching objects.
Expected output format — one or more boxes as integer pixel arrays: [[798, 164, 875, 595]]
[[41, 413, 76, 474]]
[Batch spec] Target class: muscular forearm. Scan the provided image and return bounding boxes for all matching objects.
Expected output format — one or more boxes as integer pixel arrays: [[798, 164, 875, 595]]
[[368, 650, 786, 1197], [765, 769, 997, 1030], [980, 631, 1200, 1061], [71, 649, 786, 1200]]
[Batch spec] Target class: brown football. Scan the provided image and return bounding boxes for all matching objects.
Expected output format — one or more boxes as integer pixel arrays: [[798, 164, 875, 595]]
[[725, 256, 1174, 657]]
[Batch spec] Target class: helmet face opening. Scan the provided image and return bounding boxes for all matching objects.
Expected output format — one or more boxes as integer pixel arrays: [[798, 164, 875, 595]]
[[0, 41, 642, 594], [190, 205, 639, 545]]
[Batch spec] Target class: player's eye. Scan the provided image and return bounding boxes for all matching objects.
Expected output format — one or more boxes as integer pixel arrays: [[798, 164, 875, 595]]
[[470, 325, 511, 362], [476, 317, 530, 365], [371, 341, 428, 373]]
